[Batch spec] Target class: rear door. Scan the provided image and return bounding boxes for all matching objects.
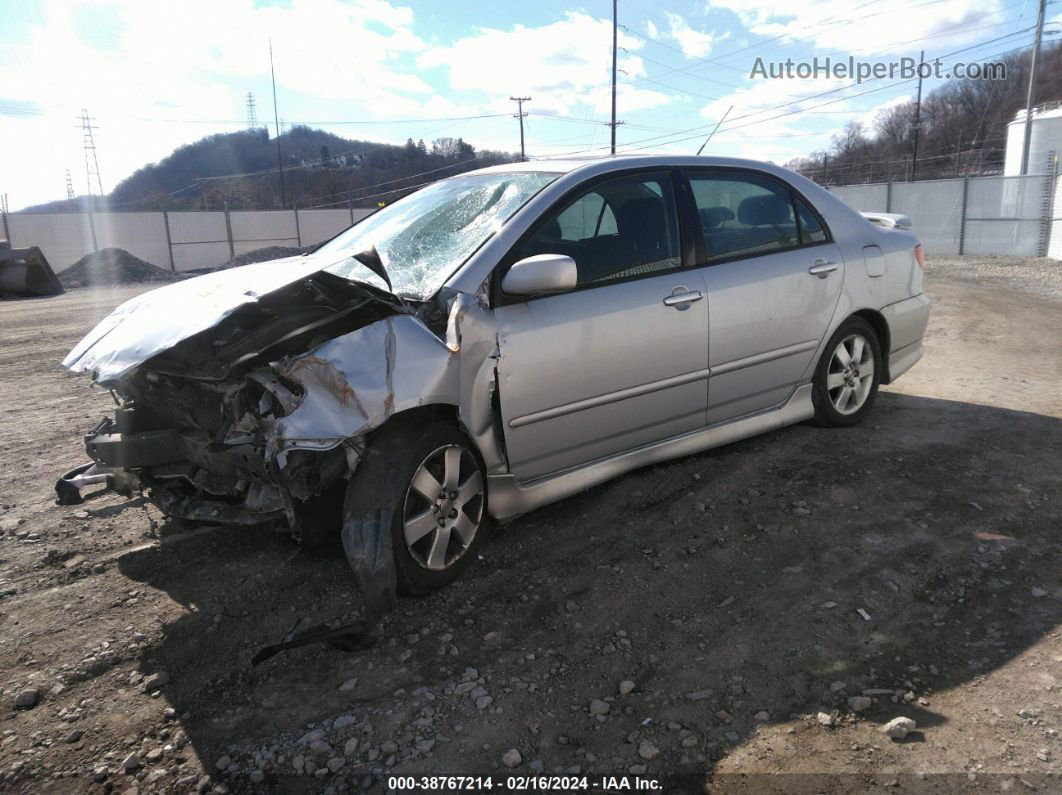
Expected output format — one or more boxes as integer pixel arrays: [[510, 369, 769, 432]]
[[685, 169, 844, 424], [492, 170, 710, 482]]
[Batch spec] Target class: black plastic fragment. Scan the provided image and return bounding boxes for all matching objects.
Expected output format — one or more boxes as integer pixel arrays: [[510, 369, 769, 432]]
[[250, 621, 379, 666]]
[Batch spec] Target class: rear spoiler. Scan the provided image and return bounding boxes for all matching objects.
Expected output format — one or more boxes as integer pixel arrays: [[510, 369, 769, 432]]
[[861, 212, 912, 230]]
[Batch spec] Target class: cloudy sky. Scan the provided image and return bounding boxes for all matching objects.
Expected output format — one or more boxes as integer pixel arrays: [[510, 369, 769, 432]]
[[0, 0, 1055, 209]]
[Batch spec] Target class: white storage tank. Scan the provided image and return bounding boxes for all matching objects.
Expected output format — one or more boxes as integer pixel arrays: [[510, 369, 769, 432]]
[[1004, 103, 1062, 175]]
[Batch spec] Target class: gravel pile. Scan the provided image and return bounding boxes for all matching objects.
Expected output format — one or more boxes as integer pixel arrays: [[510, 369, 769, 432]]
[[216, 245, 311, 270], [58, 248, 183, 289]]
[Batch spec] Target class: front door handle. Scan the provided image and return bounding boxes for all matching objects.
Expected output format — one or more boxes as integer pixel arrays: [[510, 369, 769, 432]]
[[809, 259, 838, 278], [663, 289, 704, 309]]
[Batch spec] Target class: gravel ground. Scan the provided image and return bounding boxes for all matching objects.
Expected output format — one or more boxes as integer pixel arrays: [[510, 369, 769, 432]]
[[0, 259, 1059, 794], [925, 255, 1062, 301]]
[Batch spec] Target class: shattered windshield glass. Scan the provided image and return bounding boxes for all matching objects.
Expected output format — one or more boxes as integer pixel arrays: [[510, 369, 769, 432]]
[[319, 171, 558, 299]]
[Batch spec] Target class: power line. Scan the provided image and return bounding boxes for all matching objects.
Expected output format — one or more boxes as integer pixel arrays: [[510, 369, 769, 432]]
[[614, 29, 1038, 154], [537, 30, 1038, 160]]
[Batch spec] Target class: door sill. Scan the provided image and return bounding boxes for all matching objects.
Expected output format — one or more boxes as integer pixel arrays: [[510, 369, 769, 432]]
[[487, 383, 814, 519]]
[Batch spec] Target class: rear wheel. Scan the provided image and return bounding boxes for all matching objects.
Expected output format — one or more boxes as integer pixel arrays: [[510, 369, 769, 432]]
[[811, 317, 881, 427]]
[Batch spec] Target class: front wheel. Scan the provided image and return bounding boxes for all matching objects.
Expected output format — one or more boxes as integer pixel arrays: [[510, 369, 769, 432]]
[[391, 424, 488, 595], [811, 317, 882, 427]]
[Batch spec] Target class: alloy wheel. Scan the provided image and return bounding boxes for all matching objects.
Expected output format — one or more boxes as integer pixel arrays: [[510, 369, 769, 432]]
[[401, 444, 484, 571], [827, 333, 875, 415]]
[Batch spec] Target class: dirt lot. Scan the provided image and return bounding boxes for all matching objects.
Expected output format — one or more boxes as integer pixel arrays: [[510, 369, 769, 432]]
[[0, 257, 1059, 794]]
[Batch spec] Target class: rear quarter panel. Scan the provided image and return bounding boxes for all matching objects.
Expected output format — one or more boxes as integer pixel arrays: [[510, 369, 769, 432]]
[[784, 176, 928, 380]]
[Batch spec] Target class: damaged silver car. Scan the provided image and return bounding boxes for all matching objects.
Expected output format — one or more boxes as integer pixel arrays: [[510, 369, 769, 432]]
[[61, 155, 930, 623]]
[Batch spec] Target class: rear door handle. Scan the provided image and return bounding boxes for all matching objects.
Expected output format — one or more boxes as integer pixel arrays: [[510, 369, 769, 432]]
[[663, 290, 704, 308], [809, 259, 838, 278]]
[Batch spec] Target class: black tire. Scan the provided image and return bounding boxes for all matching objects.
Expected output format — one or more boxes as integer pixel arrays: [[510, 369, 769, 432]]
[[811, 316, 882, 427], [348, 421, 488, 596]]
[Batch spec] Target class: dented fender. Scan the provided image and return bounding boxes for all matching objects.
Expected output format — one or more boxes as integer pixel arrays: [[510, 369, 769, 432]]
[[268, 293, 504, 475]]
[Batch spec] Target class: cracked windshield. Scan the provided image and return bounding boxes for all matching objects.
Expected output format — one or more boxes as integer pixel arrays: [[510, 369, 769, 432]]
[[320, 171, 558, 298]]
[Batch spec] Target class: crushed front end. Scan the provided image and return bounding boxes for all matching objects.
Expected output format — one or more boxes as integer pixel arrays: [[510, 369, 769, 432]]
[[62, 268, 412, 542]]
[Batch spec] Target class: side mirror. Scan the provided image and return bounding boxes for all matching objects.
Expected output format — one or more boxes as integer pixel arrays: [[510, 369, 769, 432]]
[[501, 254, 577, 296]]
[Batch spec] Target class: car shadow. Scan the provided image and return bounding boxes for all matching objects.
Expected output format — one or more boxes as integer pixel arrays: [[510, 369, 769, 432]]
[[118, 392, 1062, 792]]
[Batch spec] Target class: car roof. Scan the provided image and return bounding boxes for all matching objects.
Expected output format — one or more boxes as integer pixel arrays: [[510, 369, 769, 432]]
[[463, 153, 802, 179]]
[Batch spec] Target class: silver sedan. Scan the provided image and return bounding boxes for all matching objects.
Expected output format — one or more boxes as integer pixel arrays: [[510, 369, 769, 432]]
[[63, 155, 930, 617]]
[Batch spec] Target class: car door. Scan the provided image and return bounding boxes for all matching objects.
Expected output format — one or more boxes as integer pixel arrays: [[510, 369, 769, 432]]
[[492, 171, 710, 482], [685, 169, 844, 424]]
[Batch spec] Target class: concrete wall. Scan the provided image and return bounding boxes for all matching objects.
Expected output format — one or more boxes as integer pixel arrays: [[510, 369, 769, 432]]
[[3, 207, 374, 272]]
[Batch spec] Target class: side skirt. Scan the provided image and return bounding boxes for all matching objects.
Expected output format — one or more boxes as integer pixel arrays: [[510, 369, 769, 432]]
[[487, 383, 815, 520]]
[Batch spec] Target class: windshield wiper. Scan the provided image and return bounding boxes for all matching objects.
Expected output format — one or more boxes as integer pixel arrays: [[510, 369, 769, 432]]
[[352, 245, 393, 292]]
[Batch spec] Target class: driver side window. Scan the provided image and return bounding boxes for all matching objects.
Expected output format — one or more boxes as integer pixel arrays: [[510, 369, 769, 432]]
[[516, 173, 680, 287]]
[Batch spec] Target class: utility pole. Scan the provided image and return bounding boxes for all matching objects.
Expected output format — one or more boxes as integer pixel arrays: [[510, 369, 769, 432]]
[[510, 96, 531, 161], [269, 40, 287, 207], [910, 50, 925, 182], [65, 169, 75, 200], [77, 109, 104, 199], [610, 0, 618, 154], [246, 91, 258, 130], [1020, 0, 1047, 175]]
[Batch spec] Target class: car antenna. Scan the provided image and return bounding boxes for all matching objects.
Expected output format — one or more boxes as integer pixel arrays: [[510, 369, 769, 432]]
[[696, 106, 732, 156]]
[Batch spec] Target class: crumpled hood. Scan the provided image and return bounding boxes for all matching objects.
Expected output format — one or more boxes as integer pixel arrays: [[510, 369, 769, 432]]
[[62, 252, 355, 383]]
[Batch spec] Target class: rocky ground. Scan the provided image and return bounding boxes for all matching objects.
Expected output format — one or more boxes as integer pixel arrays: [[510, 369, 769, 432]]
[[0, 260, 1059, 794]]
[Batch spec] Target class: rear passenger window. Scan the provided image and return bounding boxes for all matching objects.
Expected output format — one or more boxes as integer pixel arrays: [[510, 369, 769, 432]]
[[689, 173, 823, 261], [516, 173, 680, 287]]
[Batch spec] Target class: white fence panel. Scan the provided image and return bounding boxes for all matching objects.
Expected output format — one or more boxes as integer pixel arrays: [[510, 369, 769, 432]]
[[298, 209, 355, 246], [829, 184, 888, 213], [92, 212, 171, 269], [166, 211, 230, 271], [965, 175, 1049, 257], [890, 179, 964, 256], [966, 175, 1046, 219], [964, 220, 1044, 257], [230, 210, 298, 247], [1049, 174, 1062, 260], [7, 213, 98, 271]]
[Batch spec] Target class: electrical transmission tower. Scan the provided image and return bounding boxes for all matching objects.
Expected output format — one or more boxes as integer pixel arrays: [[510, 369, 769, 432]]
[[246, 92, 259, 130], [65, 169, 75, 199], [510, 96, 531, 161], [77, 109, 104, 198]]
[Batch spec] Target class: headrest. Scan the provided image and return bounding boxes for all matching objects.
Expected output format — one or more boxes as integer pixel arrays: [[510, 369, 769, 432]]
[[737, 194, 791, 226], [698, 206, 735, 229]]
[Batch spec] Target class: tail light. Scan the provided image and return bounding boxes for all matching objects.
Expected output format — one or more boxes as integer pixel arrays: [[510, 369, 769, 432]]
[[914, 244, 925, 269]]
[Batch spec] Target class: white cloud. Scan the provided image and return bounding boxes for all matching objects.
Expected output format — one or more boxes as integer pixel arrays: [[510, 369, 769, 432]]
[[416, 12, 671, 116], [705, 0, 1003, 53], [664, 12, 717, 58]]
